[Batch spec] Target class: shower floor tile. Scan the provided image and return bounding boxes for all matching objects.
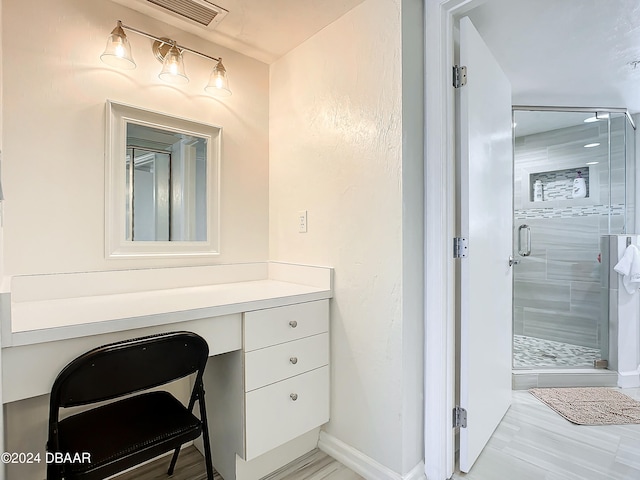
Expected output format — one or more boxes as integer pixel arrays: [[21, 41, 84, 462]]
[[513, 334, 601, 368]]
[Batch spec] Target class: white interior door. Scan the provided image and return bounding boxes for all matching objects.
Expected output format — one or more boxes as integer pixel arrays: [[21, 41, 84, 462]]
[[458, 15, 513, 473]]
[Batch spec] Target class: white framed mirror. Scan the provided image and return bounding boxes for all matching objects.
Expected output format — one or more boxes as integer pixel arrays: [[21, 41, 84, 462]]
[[105, 101, 220, 258]]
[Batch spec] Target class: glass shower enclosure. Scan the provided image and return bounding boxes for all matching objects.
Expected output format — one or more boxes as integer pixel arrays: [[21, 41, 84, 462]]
[[512, 106, 636, 369]]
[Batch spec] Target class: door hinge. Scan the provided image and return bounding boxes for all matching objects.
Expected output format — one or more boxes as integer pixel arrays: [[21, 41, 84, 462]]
[[453, 405, 468, 428], [453, 65, 467, 88], [453, 237, 468, 258]]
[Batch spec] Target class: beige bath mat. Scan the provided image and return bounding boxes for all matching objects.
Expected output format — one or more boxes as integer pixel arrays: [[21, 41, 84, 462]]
[[529, 387, 640, 425]]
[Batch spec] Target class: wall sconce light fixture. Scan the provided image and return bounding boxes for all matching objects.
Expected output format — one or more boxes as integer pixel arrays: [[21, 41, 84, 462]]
[[101, 20, 231, 97]]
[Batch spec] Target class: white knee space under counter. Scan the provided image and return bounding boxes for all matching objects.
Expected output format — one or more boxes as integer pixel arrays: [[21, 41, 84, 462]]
[[1, 261, 333, 480]]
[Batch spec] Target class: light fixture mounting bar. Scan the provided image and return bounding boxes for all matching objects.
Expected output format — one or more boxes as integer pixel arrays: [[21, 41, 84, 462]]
[[119, 21, 221, 62]]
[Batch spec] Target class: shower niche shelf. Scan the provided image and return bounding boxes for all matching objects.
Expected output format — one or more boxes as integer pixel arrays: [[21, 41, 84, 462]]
[[521, 163, 600, 209]]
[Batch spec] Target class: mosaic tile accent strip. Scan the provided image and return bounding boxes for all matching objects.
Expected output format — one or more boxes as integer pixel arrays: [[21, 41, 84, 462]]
[[530, 168, 590, 201], [515, 204, 626, 220], [513, 334, 601, 369]]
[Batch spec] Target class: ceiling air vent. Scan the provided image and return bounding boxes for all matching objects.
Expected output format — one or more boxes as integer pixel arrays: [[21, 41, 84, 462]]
[[146, 0, 228, 29]]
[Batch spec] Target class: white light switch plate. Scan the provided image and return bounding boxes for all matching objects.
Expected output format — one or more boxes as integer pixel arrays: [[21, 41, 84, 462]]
[[298, 210, 307, 233]]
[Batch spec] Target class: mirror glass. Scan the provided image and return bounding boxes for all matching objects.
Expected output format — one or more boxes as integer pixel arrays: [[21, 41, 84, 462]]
[[106, 101, 220, 258], [125, 123, 207, 241]]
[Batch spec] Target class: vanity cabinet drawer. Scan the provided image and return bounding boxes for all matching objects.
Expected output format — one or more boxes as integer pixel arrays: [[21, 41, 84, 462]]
[[244, 300, 329, 351], [244, 366, 329, 460], [244, 333, 329, 392]]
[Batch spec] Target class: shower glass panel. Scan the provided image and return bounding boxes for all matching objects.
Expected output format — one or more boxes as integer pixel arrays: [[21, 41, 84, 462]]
[[611, 112, 637, 234], [512, 107, 635, 369]]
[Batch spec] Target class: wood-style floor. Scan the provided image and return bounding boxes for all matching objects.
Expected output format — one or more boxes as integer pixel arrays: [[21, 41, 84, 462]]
[[454, 388, 640, 480], [111, 446, 363, 480], [114, 388, 640, 480], [111, 446, 218, 480]]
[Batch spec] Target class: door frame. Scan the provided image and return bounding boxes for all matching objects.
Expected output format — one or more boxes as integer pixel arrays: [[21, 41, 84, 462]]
[[423, 0, 485, 478]]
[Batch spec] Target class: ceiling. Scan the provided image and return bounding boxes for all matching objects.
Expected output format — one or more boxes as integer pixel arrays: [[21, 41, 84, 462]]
[[111, 0, 640, 134], [109, 0, 365, 64], [466, 0, 640, 115]]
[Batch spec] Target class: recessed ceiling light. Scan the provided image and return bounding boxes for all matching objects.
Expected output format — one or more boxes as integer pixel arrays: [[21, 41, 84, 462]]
[[586, 161, 599, 165], [584, 143, 600, 148]]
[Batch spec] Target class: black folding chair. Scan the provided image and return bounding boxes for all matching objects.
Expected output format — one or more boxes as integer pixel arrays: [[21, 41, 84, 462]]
[[46, 331, 214, 480]]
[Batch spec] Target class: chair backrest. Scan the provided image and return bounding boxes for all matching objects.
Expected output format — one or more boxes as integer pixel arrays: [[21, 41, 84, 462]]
[[51, 331, 209, 408]]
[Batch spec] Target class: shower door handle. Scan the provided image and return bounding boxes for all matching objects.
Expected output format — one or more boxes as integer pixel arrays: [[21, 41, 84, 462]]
[[518, 224, 531, 257]]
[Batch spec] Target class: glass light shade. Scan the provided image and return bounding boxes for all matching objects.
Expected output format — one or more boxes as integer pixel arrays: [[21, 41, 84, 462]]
[[158, 45, 189, 84], [205, 60, 232, 97], [100, 23, 136, 70]]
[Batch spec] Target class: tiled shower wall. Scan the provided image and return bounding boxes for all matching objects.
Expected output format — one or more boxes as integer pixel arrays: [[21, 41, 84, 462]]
[[513, 115, 633, 353]]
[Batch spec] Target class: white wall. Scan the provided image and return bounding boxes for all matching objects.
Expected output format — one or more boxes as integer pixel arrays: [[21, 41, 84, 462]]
[[0, 0, 5, 475], [1, 0, 269, 278], [400, 0, 425, 472], [269, 0, 424, 475]]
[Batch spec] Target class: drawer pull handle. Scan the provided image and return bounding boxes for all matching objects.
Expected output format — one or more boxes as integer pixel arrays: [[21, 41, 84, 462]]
[[290, 393, 298, 401], [290, 357, 298, 365], [289, 320, 298, 328]]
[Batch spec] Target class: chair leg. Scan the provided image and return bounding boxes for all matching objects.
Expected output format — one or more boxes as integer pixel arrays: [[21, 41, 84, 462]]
[[167, 446, 181, 476], [198, 389, 215, 480]]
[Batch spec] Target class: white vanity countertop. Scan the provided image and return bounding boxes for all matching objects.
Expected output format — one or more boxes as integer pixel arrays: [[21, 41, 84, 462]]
[[3, 263, 333, 347]]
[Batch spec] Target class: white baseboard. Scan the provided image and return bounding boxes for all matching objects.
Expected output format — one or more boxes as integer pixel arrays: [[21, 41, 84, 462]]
[[318, 432, 426, 480], [618, 369, 640, 388]]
